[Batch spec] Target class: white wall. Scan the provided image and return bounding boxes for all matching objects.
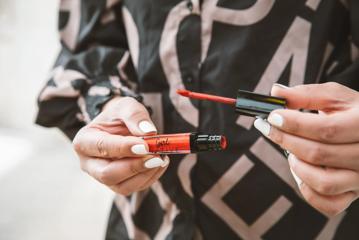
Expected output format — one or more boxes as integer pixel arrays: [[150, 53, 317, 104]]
[[0, 2, 114, 240], [0, 0, 60, 129]]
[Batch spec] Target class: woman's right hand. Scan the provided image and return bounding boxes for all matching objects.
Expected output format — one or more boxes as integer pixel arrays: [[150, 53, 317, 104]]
[[72, 97, 169, 196]]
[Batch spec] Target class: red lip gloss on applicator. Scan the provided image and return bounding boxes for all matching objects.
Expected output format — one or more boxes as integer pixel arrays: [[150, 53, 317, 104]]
[[143, 133, 227, 154], [177, 89, 286, 118]]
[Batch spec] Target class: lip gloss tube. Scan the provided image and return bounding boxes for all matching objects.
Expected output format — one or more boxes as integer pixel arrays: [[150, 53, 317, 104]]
[[143, 133, 227, 154]]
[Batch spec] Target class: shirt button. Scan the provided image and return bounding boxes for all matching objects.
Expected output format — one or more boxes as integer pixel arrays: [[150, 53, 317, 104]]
[[187, 1, 193, 12], [185, 75, 194, 83]]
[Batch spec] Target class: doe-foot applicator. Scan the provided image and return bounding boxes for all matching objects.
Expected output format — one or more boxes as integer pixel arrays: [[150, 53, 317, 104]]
[[177, 89, 286, 118]]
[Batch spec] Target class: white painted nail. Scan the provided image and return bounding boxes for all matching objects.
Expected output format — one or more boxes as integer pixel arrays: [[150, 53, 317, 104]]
[[161, 156, 170, 168], [139, 121, 157, 134], [131, 144, 148, 155], [288, 154, 298, 164], [273, 83, 289, 89], [254, 118, 271, 136], [288, 154, 303, 187], [290, 167, 303, 187], [268, 113, 284, 127], [144, 157, 164, 169]]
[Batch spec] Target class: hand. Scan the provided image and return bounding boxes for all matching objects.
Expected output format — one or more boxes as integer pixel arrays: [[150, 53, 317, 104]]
[[254, 82, 359, 216], [73, 97, 169, 196]]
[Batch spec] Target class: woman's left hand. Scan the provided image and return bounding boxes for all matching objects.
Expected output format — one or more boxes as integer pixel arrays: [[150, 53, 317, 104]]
[[254, 82, 359, 217]]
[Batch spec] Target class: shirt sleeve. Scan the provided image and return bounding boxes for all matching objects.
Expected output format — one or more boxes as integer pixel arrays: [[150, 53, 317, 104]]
[[35, 0, 139, 140]]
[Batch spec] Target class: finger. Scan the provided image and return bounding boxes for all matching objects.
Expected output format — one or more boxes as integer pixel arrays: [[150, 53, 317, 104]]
[[268, 109, 359, 144], [91, 119, 131, 136], [100, 97, 157, 136], [80, 155, 168, 186], [299, 183, 357, 217], [271, 128, 359, 170], [289, 154, 359, 195], [109, 156, 169, 195], [73, 128, 149, 158], [79, 157, 110, 183], [254, 118, 359, 170], [271, 82, 356, 111]]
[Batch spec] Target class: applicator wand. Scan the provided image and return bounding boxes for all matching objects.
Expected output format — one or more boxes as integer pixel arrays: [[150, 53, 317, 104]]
[[177, 89, 286, 118]]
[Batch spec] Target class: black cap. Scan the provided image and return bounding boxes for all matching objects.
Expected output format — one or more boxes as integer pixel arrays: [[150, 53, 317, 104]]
[[235, 90, 286, 118], [190, 133, 227, 153]]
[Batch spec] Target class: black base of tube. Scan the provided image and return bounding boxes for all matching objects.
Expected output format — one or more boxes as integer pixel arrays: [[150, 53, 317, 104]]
[[190, 133, 226, 153]]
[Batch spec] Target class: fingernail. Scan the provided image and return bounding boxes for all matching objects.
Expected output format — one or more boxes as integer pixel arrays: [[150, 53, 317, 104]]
[[144, 157, 164, 169], [290, 168, 303, 187], [161, 156, 170, 168], [268, 113, 284, 127], [288, 155, 303, 187], [288, 154, 298, 164], [273, 83, 290, 89], [254, 118, 271, 136], [139, 121, 157, 134], [131, 144, 148, 155]]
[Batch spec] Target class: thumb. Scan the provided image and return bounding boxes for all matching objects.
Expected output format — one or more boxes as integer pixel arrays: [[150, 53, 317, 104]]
[[120, 98, 157, 136], [271, 82, 352, 111]]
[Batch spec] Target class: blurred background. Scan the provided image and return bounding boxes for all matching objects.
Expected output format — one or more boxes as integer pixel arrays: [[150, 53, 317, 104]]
[[0, 0, 114, 239]]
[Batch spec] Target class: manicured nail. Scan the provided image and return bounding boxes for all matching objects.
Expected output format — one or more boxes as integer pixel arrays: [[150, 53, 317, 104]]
[[161, 156, 170, 168], [290, 167, 303, 187], [273, 83, 289, 89], [139, 121, 157, 134], [131, 144, 148, 155], [144, 157, 164, 169], [288, 155, 303, 187], [268, 113, 284, 127], [288, 154, 298, 164], [254, 118, 271, 136]]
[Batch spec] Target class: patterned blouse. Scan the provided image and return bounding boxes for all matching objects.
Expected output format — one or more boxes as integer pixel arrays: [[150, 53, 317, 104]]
[[36, 0, 359, 239]]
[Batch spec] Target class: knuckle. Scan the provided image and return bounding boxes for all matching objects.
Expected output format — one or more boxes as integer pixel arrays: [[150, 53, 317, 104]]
[[287, 118, 300, 134], [270, 129, 284, 146], [116, 141, 127, 157], [72, 131, 84, 153], [129, 163, 140, 175], [307, 144, 326, 164], [96, 138, 109, 157], [322, 83, 346, 107], [316, 177, 335, 195], [319, 121, 338, 142], [73, 139, 82, 153], [304, 188, 316, 204], [97, 167, 112, 185]]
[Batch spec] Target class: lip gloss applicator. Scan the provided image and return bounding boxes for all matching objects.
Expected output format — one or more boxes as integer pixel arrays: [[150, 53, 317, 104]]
[[177, 89, 286, 118]]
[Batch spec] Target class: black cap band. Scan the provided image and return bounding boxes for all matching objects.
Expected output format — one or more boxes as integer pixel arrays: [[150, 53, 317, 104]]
[[190, 133, 227, 153], [235, 90, 286, 118]]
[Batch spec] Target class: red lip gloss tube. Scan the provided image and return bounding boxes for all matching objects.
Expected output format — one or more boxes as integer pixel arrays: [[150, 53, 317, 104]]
[[143, 133, 227, 154]]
